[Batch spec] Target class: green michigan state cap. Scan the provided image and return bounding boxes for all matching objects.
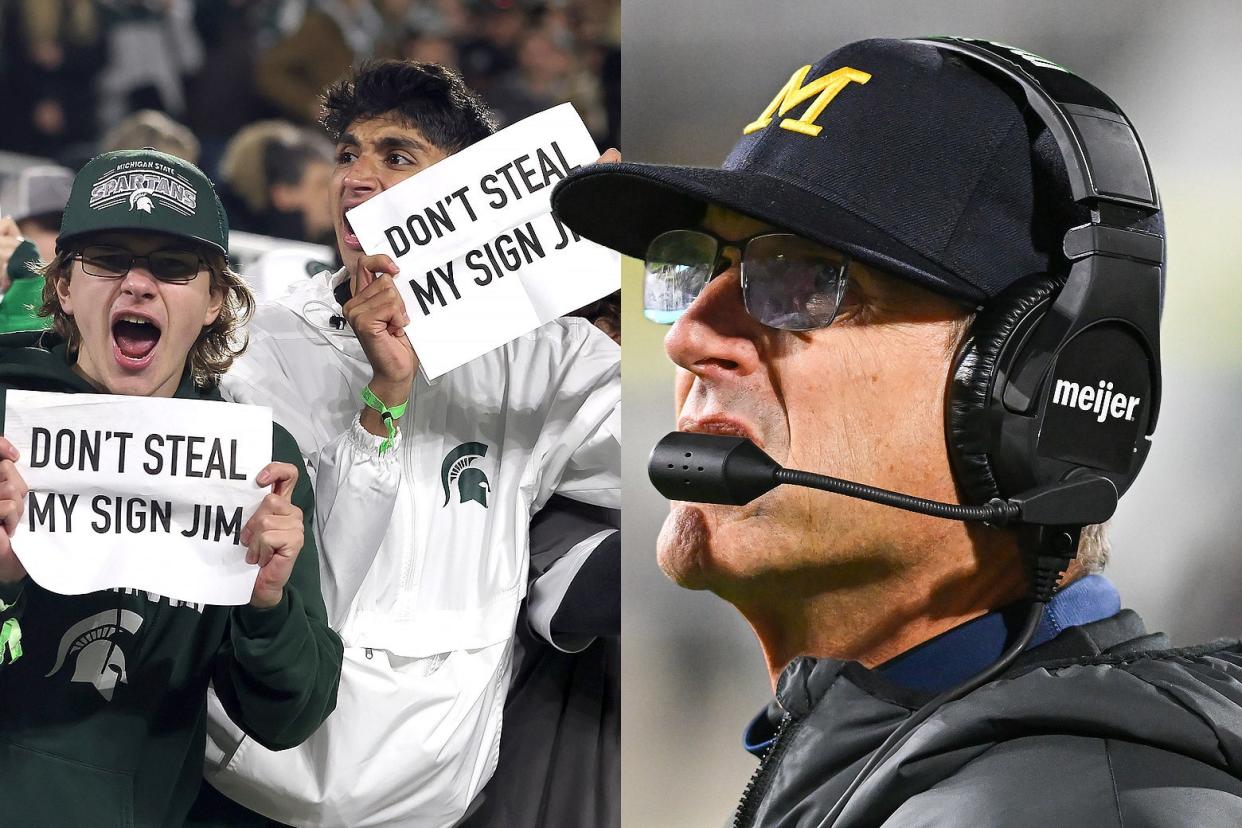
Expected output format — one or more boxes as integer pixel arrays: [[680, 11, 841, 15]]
[[57, 148, 229, 258]]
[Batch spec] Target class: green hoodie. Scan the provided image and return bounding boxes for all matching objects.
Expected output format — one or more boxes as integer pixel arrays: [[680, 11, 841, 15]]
[[0, 332, 343, 827]]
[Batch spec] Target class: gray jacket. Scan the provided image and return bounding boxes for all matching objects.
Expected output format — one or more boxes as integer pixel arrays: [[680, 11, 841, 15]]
[[736, 610, 1242, 827]]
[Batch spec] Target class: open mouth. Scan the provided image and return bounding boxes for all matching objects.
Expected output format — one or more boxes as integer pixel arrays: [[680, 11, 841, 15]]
[[678, 417, 762, 449], [342, 212, 362, 250], [112, 314, 162, 368]]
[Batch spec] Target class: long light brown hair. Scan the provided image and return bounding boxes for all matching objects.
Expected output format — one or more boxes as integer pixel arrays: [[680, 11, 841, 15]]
[[39, 247, 255, 388]]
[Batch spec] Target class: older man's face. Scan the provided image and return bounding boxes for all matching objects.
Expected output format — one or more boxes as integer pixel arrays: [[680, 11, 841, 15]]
[[658, 207, 972, 598]]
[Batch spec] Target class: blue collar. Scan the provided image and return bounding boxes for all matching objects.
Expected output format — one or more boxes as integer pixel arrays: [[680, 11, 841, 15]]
[[876, 574, 1120, 692], [743, 575, 1121, 757]]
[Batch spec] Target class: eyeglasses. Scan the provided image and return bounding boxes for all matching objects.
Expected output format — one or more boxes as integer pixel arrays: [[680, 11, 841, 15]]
[[643, 229, 851, 331], [74, 244, 207, 284]]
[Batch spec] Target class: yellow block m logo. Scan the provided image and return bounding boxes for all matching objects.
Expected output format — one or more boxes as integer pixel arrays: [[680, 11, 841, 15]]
[[744, 65, 872, 137]]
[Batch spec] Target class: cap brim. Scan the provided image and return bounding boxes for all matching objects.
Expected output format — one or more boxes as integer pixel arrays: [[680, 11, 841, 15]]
[[552, 162, 985, 303], [57, 224, 227, 259]]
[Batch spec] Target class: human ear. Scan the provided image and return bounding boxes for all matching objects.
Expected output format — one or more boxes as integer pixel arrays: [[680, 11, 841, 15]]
[[53, 269, 73, 317], [203, 281, 224, 327]]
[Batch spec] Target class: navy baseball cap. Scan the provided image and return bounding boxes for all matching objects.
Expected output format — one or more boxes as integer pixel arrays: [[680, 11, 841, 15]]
[[553, 38, 1102, 305]]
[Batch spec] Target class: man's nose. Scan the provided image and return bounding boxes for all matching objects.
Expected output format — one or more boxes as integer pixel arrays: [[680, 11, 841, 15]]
[[343, 155, 382, 193], [663, 266, 764, 381], [120, 265, 159, 298]]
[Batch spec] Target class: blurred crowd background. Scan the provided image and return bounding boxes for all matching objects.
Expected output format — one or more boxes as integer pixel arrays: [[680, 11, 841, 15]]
[[0, 0, 620, 292], [620, 1, 1242, 826]]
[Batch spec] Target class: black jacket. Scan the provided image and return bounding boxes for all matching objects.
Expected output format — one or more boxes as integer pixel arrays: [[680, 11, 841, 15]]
[[736, 609, 1242, 827]]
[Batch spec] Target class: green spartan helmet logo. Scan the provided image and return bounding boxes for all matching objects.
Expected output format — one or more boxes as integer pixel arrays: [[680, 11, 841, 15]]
[[441, 442, 491, 507]]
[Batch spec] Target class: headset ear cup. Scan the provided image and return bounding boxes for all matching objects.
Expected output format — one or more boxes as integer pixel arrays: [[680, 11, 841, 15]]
[[946, 275, 1065, 504]]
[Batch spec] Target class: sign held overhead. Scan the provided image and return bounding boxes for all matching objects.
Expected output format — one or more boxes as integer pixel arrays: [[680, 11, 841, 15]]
[[347, 104, 620, 379]]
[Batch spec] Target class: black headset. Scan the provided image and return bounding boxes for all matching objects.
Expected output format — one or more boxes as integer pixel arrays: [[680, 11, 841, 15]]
[[926, 37, 1164, 513]]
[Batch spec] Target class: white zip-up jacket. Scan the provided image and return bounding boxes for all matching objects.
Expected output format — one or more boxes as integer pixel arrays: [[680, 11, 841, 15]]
[[202, 269, 620, 827]]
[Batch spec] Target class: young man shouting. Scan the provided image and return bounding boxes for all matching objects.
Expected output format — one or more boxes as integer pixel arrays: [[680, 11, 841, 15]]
[[196, 61, 620, 827], [0, 149, 342, 827]]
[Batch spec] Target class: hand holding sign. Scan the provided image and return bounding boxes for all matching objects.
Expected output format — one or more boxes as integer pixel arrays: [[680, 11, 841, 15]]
[[6, 391, 273, 605], [346, 104, 621, 378], [0, 437, 28, 585], [243, 462, 302, 610], [345, 253, 417, 420]]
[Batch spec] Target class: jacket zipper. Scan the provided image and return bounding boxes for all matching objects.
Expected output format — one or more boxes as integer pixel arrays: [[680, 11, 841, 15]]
[[733, 711, 802, 828]]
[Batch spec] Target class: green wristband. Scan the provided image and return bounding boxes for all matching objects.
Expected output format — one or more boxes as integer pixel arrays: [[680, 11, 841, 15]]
[[361, 386, 409, 456], [0, 618, 22, 664]]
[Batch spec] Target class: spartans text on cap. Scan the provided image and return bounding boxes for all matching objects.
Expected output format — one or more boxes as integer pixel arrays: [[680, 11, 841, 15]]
[[90, 161, 198, 215]]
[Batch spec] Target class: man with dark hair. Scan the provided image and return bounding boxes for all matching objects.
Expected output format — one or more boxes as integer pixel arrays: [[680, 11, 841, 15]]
[[319, 59, 496, 153], [193, 60, 619, 827], [552, 38, 1242, 826]]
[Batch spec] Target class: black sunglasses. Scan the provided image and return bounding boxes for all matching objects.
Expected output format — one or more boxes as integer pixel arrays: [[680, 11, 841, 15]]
[[74, 244, 208, 284], [643, 229, 851, 331]]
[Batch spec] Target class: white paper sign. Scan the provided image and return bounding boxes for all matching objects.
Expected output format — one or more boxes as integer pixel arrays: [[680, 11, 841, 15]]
[[347, 103, 620, 378], [5, 391, 273, 606]]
